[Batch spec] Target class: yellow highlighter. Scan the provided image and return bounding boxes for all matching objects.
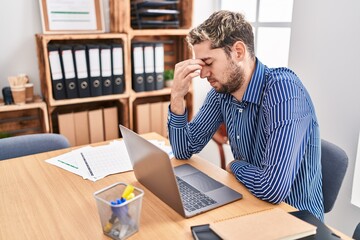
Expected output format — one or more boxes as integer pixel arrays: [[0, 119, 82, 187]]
[[122, 185, 134, 200]]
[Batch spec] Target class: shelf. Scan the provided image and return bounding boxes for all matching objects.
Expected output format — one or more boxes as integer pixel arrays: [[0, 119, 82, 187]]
[[129, 28, 190, 37], [0, 101, 47, 113], [131, 87, 171, 99], [35, 0, 193, 135], [0, 101, 50, 135], [37, 33, 128, 41], [36, 33, 131, 108], [46, 92, 130, 107]]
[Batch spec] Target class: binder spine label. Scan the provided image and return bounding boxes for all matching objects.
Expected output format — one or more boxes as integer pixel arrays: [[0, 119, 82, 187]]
[[133, 47, 144, 74], [89, 49, 101, 77], [144, 46, 155, 73], [75, 50, 88, 79], [49, 52, 63, 80], [113, 47, 123, 75], [101, 48, 112, 77], [132, 45, 145, 92], [62, 50, 76, 79], [155, 45, 164, 73], [154, 44, 165, 90], [112, 45, 125, 94]]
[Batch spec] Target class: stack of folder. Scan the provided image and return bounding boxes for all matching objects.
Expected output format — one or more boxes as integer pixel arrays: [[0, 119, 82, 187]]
[[48, 43, 125, 100], [131, 0, 180, 29], [58, 106, 119, 146], [131, 41, 165, 92], [136, 101, 169, 137]]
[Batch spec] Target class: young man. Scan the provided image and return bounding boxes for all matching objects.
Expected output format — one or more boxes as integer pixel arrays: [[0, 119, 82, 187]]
[[168, 10, 324, 220]]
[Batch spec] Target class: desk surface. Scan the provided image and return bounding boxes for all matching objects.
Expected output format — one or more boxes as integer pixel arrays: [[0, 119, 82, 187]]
[[0, 133, 351, 240]]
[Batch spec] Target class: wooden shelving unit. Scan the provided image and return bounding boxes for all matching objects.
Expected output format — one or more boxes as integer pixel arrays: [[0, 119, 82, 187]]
[[0, 102, 50, 137], [35, 0, 194, 134], [118, 0, 194, 130], [35, 33, 130, 132]]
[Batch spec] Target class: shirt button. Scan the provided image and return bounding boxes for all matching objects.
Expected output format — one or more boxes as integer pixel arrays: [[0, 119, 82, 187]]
[[237, 135, 240, 139]]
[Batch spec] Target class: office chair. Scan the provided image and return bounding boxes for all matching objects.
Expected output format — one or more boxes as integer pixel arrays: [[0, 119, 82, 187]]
[[354, 222, 360, 240], [0, 133, 70, 160], [212, 123, 228, 170], [321, 139, 348, 213]]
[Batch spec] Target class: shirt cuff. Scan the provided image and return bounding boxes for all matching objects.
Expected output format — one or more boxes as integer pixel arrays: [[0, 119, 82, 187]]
[[168, 106, 188, 128], [230, 160, 250, 173]]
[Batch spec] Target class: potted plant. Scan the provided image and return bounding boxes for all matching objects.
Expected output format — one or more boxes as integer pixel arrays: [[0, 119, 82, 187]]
[[164, 69, 174, 88], [0, 132, 11, 138]]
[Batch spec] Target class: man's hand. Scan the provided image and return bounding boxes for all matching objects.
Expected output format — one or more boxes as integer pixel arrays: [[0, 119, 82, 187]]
[[170, 59, 204, 115]]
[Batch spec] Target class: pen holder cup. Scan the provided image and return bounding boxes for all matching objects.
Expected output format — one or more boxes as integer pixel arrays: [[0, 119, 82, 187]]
[[94, 182, 144, 240]]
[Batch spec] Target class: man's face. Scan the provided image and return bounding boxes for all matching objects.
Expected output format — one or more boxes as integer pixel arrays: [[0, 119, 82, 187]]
[[193, 40, 244, 94]]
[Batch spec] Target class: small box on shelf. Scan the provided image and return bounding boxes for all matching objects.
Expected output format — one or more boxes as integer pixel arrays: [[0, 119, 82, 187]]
[[110, 0, 193, 32], [0, 101, 50, 136]]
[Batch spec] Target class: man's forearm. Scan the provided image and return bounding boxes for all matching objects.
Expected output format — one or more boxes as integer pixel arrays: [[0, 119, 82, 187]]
[[170, 95, 186, 115]]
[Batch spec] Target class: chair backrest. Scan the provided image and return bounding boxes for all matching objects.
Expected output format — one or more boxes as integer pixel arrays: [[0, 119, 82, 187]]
[[321, 139, 348, 213], [0, 133, 70, 160], [353, 222, 360, 240]]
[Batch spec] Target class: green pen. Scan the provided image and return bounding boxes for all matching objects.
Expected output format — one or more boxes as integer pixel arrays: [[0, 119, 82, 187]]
[[57, 159, 78, 169]]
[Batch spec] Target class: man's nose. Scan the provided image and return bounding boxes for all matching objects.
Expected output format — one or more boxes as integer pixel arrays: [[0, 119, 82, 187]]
[[200, 66, 210, 78]]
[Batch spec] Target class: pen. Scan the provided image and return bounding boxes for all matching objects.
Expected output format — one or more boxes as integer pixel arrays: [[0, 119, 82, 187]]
[[80, 152, 94, 176], [57, 159, 78, 169], [104, 199, 127, 233], [105, 185, 135, 233], [331, 232, 341, 239], [103, 212, 117, 233]]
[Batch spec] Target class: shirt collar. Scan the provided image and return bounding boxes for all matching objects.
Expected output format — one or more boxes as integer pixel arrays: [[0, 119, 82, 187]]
[[242, 58, 266, 105]]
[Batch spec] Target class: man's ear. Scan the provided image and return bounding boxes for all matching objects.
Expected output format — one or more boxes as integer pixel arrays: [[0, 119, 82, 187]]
[[232, 41, 246, 61]]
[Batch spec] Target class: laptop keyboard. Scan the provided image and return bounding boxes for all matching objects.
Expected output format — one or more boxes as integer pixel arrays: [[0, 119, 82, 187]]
[[176, 176, 217, 212]]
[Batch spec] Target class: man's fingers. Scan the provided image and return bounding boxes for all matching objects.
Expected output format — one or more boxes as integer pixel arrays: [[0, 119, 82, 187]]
[[187, 71, 200, 79], [175, 59, 205, 69]]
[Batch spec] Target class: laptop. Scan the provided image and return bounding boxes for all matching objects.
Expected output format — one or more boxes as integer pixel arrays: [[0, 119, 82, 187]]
[[119, 125, 242, 218]]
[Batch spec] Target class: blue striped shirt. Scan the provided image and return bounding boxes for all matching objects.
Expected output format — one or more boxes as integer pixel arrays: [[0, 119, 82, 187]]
[[168, 59, 324, 220]]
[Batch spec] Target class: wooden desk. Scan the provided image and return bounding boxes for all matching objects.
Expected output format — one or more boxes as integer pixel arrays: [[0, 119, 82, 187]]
[[0, 133, 351, 239]]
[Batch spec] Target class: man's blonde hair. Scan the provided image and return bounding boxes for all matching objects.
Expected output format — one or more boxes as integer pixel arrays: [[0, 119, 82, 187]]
[[187, 10, 255, 59]]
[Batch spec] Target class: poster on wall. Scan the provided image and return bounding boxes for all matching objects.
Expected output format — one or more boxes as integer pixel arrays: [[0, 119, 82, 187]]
[[351, 132, 360, 208], [39, 0, 105, 34]]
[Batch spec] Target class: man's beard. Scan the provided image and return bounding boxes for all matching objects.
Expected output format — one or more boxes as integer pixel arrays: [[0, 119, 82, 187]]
[[214, 60, 244, 94]]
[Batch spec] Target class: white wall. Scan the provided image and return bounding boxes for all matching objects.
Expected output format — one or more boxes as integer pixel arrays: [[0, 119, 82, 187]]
[[289, 0, 360, 235], [0, 0, 111, 97], [192, 0, 218, 114], [0, 0, 42, 96]]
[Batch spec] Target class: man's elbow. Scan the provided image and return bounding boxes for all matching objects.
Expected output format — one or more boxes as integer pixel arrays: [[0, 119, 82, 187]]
[[264, 197, 283, 205], [173, 150, 192, 160], [256, 187, 289, 204]]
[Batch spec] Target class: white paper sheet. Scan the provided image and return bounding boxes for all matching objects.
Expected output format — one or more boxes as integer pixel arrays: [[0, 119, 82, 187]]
[[46, 139, 173, 182], [46, 0, 97, 30]]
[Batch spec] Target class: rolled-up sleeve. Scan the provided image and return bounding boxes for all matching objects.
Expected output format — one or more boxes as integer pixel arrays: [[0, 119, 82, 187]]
[[168, 89, 223, 160]]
